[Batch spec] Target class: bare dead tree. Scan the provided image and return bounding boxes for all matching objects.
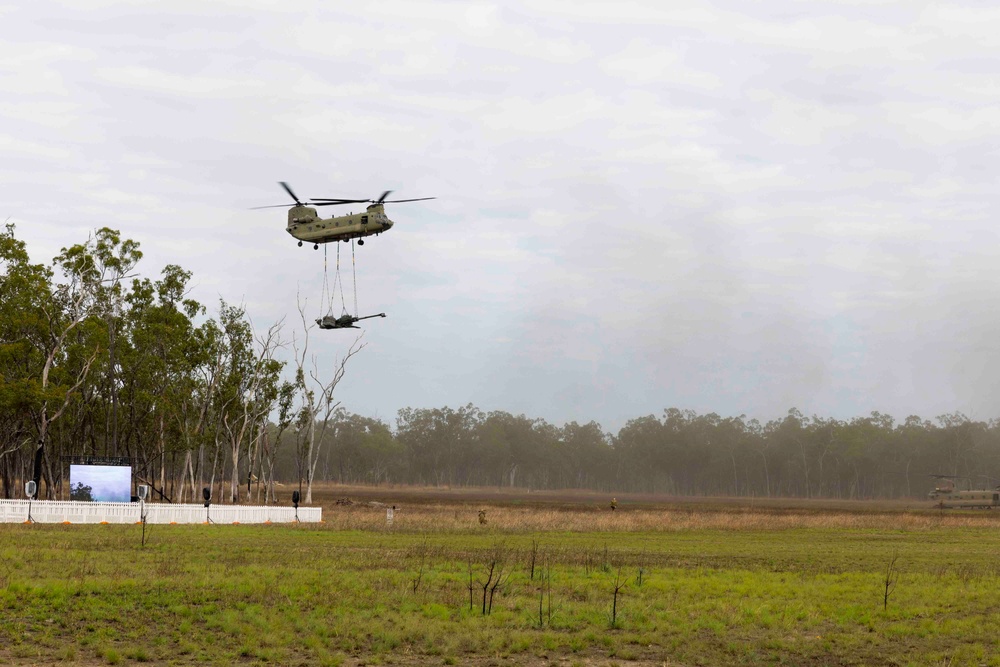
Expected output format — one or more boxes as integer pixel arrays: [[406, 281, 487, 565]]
[[221, 318, 283, 503], [293, 293, 365, 504]]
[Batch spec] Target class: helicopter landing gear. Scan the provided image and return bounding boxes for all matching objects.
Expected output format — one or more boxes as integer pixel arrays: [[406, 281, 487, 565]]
[[298, 241, 303, 247], [358, 239, 364, 246], [314, 244, 319, 250]]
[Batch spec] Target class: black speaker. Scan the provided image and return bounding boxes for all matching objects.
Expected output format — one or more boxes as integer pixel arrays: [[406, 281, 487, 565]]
[[202, 487, 211, 507], [292, 490, 300, 508]]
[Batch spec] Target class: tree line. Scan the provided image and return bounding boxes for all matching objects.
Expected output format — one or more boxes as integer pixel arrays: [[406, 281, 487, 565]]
[[2, 224, 996, 502], [283, 405, 1000, 500]]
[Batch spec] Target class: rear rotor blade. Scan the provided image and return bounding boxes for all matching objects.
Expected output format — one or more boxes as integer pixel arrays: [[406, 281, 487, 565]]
[[280, 181, 303, 205], [311, 201, 364, 207], [376, 190, 393, 204]]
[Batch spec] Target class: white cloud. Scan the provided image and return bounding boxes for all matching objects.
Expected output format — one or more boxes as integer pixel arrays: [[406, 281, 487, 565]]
[[4, 0, 1000, 430], [601, 39, 722, 88]]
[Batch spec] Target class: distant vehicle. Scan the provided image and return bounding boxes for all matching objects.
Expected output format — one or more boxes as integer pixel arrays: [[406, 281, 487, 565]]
[[927, 475, 1000, 509], [252, 182, 434, 249]]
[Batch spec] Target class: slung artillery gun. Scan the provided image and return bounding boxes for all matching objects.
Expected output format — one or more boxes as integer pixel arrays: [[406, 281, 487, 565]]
[[316, 313, 386, 330]]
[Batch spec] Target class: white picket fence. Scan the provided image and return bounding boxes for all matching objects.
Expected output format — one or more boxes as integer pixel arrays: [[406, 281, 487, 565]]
[[0, 499, 321, 524]]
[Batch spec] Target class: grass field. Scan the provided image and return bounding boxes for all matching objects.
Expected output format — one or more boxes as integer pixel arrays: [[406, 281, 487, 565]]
[[3, 485, 1000, 666]]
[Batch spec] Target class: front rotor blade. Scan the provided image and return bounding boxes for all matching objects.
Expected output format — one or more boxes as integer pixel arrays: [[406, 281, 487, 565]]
[[279, 181, 303, 205], [310, 198, 370, 203], [311, 201, 360, 207], [383, 197, 436, 203], [250, 203, 302, 209], [376, 190, 393, 204]]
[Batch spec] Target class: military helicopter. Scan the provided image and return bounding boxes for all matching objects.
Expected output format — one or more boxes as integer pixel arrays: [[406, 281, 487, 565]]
[[927, 475, 1000, 509], [252, 182, 434, 249]]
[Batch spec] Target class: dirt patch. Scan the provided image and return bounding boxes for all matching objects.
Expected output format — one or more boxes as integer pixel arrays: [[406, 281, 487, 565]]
[[305, 481, 929, 514]]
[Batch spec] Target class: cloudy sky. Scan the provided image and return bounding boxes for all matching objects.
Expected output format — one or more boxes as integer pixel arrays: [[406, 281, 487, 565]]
[[3, 1, 999, 432]]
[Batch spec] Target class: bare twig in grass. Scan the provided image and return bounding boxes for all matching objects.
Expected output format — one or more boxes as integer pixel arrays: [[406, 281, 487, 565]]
[[467, 559, 474, 612], [488, 564, 512, 615], [528, 538, 539, 580], [537, 577, 544, 627], [479, 559, 497, 615], [477, 543, 513, 615], [546, 557, 553, 626], [537, 554, 554, 628], [883, 548, 900, 611], [610, 565, 628, 628], [411, 540, 428, 594]]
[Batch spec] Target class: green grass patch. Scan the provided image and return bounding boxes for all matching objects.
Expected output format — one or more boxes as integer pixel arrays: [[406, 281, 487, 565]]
[[1, 516, 1000, 665]]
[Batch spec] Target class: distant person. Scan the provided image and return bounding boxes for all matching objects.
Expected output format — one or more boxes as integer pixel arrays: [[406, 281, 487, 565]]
[[610, 497, 617, 511], [478, 509, 487, 525]]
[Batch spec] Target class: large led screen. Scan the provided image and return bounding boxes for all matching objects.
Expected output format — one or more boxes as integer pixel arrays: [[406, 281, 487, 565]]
[[69, 464, 132, 502]]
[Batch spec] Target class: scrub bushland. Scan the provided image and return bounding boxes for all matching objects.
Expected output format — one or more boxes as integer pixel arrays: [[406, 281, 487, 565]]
[[2, 501, 1000, 666]]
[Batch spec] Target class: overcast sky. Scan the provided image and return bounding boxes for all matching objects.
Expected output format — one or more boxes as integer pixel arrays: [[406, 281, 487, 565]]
[[4, 1, 999, 433]]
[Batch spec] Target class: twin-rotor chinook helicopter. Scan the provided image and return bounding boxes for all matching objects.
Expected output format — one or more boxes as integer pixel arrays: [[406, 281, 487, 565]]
[[927, 475, 1000, 509], [254, 182, 434, 330], [252, 182, 434, 249]]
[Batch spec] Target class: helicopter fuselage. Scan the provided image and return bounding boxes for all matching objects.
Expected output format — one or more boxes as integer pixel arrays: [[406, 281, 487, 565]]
[[928, 486, 1000, 509], [287, 203, 394, 246]]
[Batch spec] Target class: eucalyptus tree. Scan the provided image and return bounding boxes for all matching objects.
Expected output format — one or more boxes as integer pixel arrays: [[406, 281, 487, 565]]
[[204, 302, 286, 503], [23, 229, 141, 496], [322, 411, 400, 485], [175, 316, 227, 502], [614, 415, 664, 492], [292, 298, 364, 504], [558, 421, 612, 490], [0, 223, 51, 496], [395, 407, 444, 485], [117, 264, 205, 499], [239, 321, 285, 502], [259, 379, 295, 502], [478, 411, 550, 489]]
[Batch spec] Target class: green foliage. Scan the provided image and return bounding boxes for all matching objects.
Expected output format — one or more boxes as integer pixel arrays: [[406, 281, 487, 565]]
[[0, 224, 289, 502], [69, 482, 93, 501], [8, 223, 1000, 504]]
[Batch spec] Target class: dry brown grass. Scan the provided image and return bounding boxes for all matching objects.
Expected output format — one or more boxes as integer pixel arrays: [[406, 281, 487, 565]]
[[300, 482, 1000, 533]]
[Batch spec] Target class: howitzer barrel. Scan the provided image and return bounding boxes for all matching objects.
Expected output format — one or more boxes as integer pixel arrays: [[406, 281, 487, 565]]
[[355, 313, 386, 321]]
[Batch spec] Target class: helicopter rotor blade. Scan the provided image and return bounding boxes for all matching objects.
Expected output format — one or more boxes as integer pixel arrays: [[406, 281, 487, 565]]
[[306, 192, 436, 205], [279, 181, 304, 206], [250, 203, 304, 210], [310, 198, 371, 203]]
